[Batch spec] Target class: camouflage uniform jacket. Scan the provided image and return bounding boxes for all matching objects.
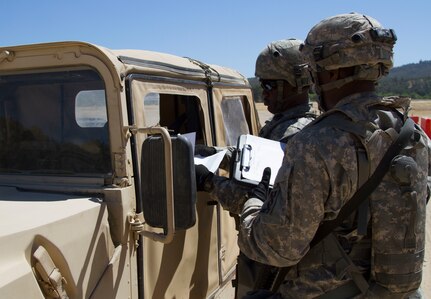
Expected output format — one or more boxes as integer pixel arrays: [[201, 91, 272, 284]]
[[238, 92, 431, 298], [209, 103, 316, 215], [259, 103, 316, 143]]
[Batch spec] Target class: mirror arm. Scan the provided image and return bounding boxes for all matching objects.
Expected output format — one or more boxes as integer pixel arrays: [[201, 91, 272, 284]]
[[126, 125, 175, 244]]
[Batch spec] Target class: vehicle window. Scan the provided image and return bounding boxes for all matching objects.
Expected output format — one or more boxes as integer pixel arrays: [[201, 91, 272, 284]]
[[143, 93, 160, 127], [143, 93, 205, 144], [0, 69, 111, 175], [76, 90, 107, 128], [221, 96, 250, 146]]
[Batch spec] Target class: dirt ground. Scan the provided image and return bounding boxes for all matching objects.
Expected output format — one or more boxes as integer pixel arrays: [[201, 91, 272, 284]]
[[409, 100, 431, 118], [256, 99, 431, 126], [255, 100, 431, 296]]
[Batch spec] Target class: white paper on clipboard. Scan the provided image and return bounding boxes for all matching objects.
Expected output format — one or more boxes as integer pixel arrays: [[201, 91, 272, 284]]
[[236, 134, 286, 186], [194, 150, 227, 173]]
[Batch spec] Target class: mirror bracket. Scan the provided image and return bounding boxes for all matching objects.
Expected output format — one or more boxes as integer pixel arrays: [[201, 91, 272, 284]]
[[125, 125, 176, 244]]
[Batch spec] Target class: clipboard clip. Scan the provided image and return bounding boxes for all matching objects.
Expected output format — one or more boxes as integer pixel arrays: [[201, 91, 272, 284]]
[[240, 144, 252, 172]]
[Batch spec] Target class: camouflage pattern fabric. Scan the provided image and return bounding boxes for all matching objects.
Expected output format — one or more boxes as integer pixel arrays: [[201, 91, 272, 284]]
[[302, 13, 395, 72], [255, 39, 311, 91], [300, 13, 396, 94], [210, 175, 251, 215], [209, 103, 316, 215], [238, 93, 431, 298], [259, 103, 315, 143]]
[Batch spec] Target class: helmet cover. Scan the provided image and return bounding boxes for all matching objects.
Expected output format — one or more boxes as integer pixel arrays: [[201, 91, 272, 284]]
[[301, 12, 396, 83], [255, 38, 311, 90]]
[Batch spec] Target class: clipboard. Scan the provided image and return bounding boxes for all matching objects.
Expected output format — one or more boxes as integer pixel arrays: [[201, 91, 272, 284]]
[[232, 134, 286, 187]]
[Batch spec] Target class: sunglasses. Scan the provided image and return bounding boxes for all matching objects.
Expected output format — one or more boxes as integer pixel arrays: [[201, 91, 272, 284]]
[[260, 80, 278, 91]]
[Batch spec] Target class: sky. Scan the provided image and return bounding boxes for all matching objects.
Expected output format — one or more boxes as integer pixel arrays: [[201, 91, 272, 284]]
[[2, 1, 430, 77]]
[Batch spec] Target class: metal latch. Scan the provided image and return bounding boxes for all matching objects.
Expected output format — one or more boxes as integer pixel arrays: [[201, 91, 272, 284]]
[[240, 144, 252, 171], [32, 245, 68, 299]]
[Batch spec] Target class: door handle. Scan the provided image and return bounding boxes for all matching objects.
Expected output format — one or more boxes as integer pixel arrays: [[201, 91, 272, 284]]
[[32, 245, 69, 299]]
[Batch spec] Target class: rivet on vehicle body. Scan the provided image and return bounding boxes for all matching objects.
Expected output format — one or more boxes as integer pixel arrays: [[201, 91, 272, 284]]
[[0, 50, 14, 63]]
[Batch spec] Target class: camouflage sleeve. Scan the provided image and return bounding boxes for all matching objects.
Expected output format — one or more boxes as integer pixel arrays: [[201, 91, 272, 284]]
[[209, 175, 252, 215], [238, 137, 332, 267]]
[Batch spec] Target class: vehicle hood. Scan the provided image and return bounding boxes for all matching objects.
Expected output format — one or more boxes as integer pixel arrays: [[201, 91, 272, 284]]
[[0, 185, 103, 237], [0, 185, 110, 298], [0, 185, 104, 262]]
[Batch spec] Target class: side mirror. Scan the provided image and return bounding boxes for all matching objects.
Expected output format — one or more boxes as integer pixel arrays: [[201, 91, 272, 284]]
[[141, 134, 196, 232]]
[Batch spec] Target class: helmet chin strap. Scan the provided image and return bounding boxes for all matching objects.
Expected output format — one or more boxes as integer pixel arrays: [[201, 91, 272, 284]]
[[315, 72, 364, 111], [318, 64, 385, 92], [274, 80, 286, 113], [319, 75, 355, 92]]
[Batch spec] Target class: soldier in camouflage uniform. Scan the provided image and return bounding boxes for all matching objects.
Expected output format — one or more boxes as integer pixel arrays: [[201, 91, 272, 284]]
[[196, 38, 315, 214], [238, 13, 431, 298], [255, 38, 315, 143]]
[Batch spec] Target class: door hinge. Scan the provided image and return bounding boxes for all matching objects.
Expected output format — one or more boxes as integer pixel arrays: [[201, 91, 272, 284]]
[[129, 212, 145, 249]]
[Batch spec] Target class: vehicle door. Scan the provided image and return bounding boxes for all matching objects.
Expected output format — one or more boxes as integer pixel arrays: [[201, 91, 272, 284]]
[[211, 86, 258, 284], [129, 76, 225, 299]]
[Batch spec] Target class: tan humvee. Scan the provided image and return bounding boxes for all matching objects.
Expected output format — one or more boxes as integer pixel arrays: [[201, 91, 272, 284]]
[[0, 41, 261, 298]]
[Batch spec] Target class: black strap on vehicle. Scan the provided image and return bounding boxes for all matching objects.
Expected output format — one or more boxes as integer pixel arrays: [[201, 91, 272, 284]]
[[271, 117, 416, 292]]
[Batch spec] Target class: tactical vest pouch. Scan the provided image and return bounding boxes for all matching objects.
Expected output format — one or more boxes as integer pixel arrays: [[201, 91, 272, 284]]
[[370, 152, 427, 294], [317, 115, 427, 295]]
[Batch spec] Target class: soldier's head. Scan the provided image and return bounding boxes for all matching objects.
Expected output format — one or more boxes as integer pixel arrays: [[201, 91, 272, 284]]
[[255, 38, 312, 114], [301, 12, 396, 110]]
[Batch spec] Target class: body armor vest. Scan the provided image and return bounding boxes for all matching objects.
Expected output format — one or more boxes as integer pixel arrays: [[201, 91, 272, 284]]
[[327, 110, 428, 297]]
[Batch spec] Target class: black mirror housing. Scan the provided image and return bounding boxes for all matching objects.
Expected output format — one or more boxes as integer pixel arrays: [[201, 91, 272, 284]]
[[141, 134, 196, 230]]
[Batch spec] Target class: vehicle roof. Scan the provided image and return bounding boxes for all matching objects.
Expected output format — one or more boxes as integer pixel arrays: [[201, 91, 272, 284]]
[[0, 41, 249, 86]]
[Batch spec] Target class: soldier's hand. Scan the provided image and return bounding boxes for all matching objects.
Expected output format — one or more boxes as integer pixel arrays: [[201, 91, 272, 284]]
[[195, 144, 217, 157], [195, 164, 214, 192], [247, 167, 271, 202]]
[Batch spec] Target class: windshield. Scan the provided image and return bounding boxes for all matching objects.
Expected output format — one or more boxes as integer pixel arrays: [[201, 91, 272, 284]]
[[0, 69, 111, 175]]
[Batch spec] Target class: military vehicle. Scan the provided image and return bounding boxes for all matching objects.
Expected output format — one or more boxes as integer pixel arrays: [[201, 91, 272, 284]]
[[0, 41, 261, 298]]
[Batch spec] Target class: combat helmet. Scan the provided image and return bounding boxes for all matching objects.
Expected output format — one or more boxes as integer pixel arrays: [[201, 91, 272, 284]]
[[301, 12, 397, 92], [255, 38, 312, 93]]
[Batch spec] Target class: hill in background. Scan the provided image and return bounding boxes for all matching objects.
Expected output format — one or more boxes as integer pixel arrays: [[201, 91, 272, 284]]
[[249, 60, 431, 102], [378, 60, 431, 99]]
